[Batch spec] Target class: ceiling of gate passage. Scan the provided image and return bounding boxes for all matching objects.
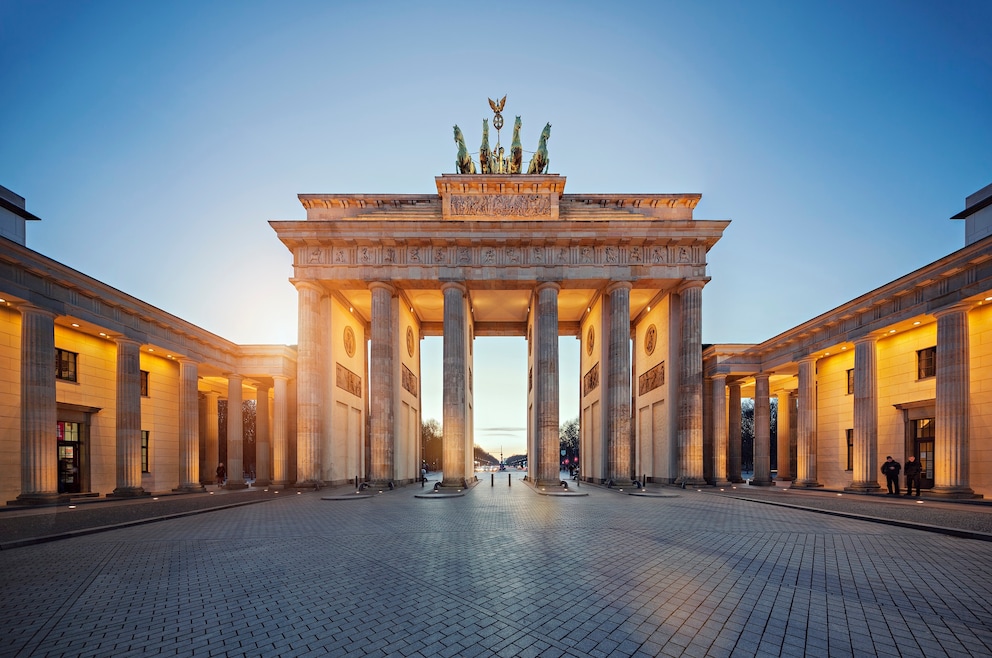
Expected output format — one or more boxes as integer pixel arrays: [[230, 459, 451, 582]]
[[334, 285, 668, 337]]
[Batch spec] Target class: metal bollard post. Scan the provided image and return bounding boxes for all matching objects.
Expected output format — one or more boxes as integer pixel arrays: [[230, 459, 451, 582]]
[[491, 473, 494, 487], [508, 473, 512, 487]]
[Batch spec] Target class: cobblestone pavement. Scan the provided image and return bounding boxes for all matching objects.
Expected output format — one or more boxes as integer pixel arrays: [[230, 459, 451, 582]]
[[2, 474, 992, 657]]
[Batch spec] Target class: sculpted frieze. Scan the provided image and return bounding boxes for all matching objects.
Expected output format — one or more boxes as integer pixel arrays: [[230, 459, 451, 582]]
[[449, 194, 552, 217], [298, 243, 697, 268]]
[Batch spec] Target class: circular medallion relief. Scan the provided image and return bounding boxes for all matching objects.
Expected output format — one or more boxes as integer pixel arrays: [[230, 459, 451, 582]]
[[343, 326, 356, 358], [644, 324, 657, 356], [586, 326, 595, 356], [406, 326, 415, 357]]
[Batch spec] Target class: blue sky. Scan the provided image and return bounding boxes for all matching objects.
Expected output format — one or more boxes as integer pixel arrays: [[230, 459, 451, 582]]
[[2, 0, 990, 457]]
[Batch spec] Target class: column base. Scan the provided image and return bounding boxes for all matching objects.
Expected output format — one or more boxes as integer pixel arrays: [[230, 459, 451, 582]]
[[792, 480, 823, 488], [675, 476, 706, 487], [270, 480, 289, 490], [108, 487, 150, 498], [223, 481, 249, 490], [928, 486, 981, 499], [844, 482, 882, 493], [713, 480, 732, 488], [749, 478, 775, 487], [11, 492, 69, 506], [439, 478, 469, 490], [173, 483, 206, 493], [729, 476, 745, 483], [253, 478, 271, 487]]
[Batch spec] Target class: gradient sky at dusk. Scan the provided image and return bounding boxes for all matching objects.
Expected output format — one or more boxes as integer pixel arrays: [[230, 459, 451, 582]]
[[2, 0, 990, 457]]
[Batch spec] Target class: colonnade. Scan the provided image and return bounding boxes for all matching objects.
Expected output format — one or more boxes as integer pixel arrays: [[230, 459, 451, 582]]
[[707, 303, 975, 495], [13, 302, 289, 503]]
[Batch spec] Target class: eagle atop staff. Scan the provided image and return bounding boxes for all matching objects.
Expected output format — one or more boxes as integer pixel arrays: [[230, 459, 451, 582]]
[[488, 95, 506, 114]]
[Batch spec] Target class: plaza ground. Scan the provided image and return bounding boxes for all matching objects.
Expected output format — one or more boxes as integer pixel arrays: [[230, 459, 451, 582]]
[[2, 473, 991, 657]]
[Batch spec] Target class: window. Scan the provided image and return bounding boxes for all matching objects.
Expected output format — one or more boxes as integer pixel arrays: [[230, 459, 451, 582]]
[[141, 431, 149, 473], [846, 429, 854, 471], [140, 370, 149, 397], [56, 349, 78, 382], [846, 369, 854, 395], [917, 346, 936, 379]]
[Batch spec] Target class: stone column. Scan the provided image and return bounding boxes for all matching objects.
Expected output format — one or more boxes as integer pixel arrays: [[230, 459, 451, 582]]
[[534, 282, 561, 487], [203, 391, 220, 485], [272, 375, 289, 488], [441, 282, 468, 488], [606, 281, 633, 486], [16, 304, 59, 504], [112, 337, 146, 497], [369, 282, 396, 485], [775, 390, 792, 482], [711, 374, 731, 486], [254, 383, 271, 486], [295, 280, 322, 486], [728, 381, 743, 483], [932, 304, 974, 497], [752, 373, 773, 486], [175, 359, 204, 492], [678, 280, 706, 485], [848, 335, 881, 492], [794, 356, 821, 487], [224, 373, 247, 489]]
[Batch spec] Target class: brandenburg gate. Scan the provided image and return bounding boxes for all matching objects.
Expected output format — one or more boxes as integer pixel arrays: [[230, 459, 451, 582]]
[[270, 107, 728, 490]]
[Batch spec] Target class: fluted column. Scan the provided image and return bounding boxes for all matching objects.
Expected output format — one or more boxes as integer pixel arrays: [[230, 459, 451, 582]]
[[728, 381, 743, 483], [752, 373, 773, 486], [203, 391, 220, 485], [272, 375, 289, 488], [606, 281, 633, 486], [678, 280, 706, 485], [932, 304, 974, 497], [295, 280, 322, 486], [534, 283, 561, 487], [175, 358, 204, 492], [112, 337, 146, 497], [711, 374, 730, 486], [794, 356, 821, 487], [442, 282, 468, 488], [775, 390, 792, 482], [16, 304, 59, 504], [369, 282, 396, 485], [254, 383, 271, 486], [848, 335, 881, 492], [224, 373, 247, 489]]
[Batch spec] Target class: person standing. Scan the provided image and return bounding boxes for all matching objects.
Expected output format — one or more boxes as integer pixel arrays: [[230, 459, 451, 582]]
[[880, 456, 901, 495], [216, 462, 226, 487], [904, 455, 922, 497]]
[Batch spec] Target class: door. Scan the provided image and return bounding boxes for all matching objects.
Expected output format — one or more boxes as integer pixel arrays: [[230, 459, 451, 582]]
[[914, 418, 935, 490], [57, 421, 82, 494]]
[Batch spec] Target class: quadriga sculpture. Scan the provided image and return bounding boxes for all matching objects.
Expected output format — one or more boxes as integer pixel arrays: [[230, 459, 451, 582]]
[[509, 116, 523, 174], [479, 118, 492, 174], [453, 125, 476, 174], [527, 123, 551, 175]]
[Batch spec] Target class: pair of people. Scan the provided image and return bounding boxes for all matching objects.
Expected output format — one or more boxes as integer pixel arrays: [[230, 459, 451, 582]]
[[881, 455, 922, 496]]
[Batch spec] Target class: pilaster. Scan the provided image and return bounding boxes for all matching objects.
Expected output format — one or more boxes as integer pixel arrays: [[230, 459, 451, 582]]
[[294, 280, 322, 486]]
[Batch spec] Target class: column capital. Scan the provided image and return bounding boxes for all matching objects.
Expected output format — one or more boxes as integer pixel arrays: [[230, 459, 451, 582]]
[[851, 333, 880, 345], [272, 374, 290, 383], [14, 302, 57, 319], [291, 279, 324, 295], [368, 280, 396, 295], [933, 301, 974, 319], [440, 281, 467, 295], [797, 354, 818, 366], [676, 279, 707, 294], [114, 335, 142, 348], [255, 382, 271, 393], [534, 281, 561, 294], [711, 373, 728, 384], [605, 280, 633, 294]]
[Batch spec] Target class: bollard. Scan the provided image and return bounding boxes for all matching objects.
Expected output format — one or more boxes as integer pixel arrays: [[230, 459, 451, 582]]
[[491, 473, 494, 487], [508, 473, 512, 487]]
